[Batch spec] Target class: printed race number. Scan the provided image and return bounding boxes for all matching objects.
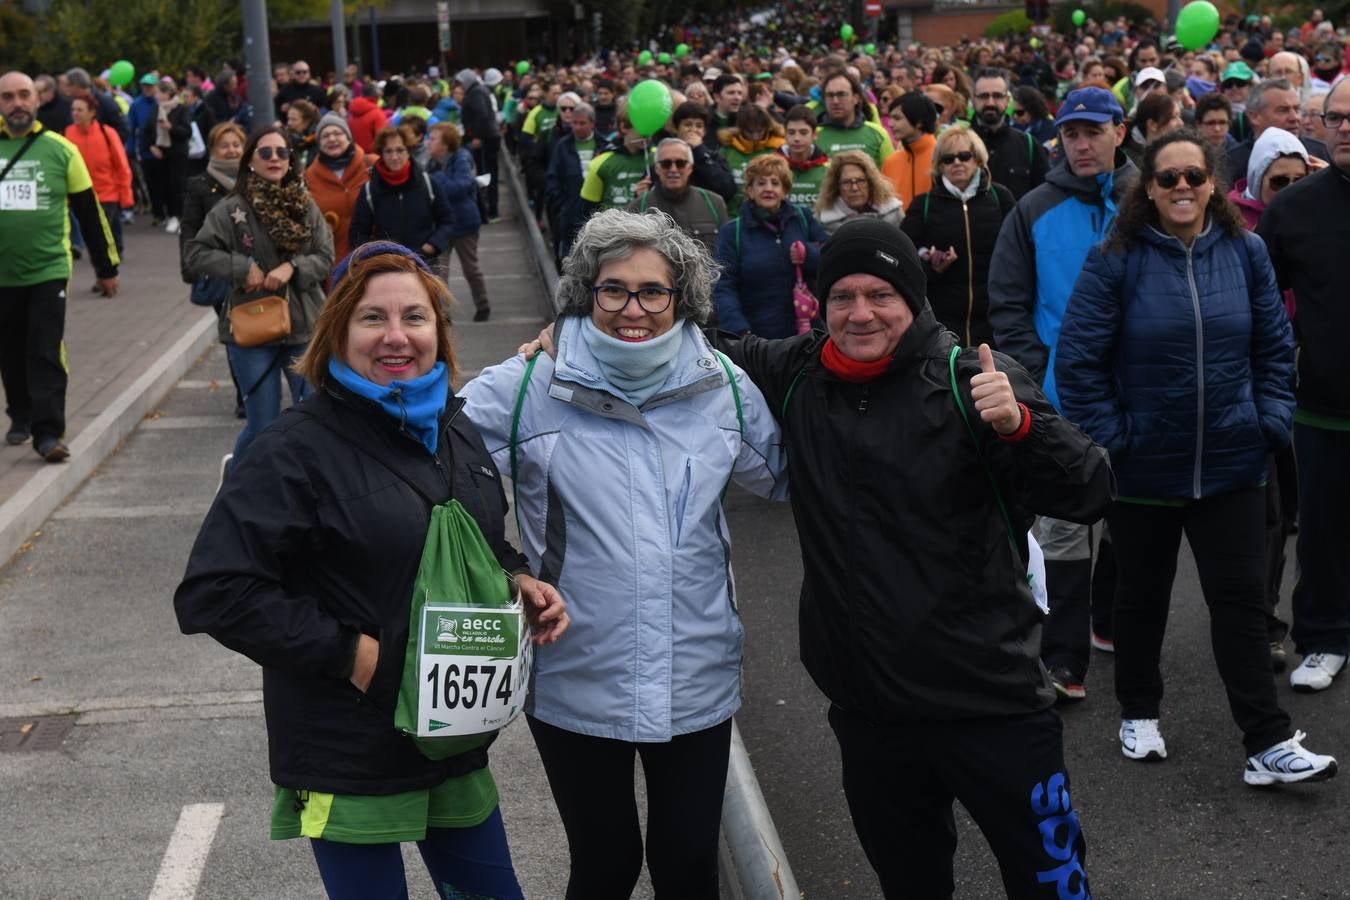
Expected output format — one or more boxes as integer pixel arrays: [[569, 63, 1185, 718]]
[[425, 662, 515, 711], [414, 604, 531, 737], [0, 180, 37, 211]]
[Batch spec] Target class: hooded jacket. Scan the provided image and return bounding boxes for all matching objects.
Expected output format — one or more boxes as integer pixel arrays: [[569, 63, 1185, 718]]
[[881, 132, 936, 211], [348, 97, 388, 153], [459, 319, 788, 741], [987, 151, 1138, 410], [712, 201, 828, 337], [1057, 224, 1294, 500], [715, 304, 1115, 723]]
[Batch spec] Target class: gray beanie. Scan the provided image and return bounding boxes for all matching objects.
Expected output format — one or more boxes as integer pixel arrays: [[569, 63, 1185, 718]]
[[317, 113, 352, 143]]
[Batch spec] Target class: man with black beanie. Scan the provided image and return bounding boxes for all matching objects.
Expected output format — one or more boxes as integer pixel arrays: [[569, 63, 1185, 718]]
[[715, 218, 1115, 898]]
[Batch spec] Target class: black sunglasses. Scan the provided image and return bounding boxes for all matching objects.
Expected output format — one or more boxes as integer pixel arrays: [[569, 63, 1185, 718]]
[[1153, 166, 1208, 189], [940, 150, 975, 165], [255, 146, 292, 161], [656, 158, 690, 170], [1266, 173, 1304, 191]]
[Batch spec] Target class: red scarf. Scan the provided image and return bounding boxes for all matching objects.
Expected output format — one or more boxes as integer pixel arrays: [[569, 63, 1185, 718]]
[[375, 159, 411, 186], [820, 337, 892, 383]]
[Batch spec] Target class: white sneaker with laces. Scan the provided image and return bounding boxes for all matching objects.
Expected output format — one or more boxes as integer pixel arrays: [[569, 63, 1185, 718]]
[[1244, 731, 1338, 786], [1120, 718, 1167, 761], [1290, 652, 1346, 692], [165, 216, 181, 235]]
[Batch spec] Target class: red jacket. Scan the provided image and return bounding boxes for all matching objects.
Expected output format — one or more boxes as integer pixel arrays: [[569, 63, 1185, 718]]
[[348, 97, 388, 153], [65, 122, 133, 208]]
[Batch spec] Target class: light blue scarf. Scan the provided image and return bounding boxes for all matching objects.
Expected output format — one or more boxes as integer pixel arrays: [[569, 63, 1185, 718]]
[[328, 357, 449, 454], [578, 316, 685, 408]]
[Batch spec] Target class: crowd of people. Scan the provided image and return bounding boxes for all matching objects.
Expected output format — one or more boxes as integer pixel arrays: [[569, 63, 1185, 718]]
[[3, 2, 1350, 896]]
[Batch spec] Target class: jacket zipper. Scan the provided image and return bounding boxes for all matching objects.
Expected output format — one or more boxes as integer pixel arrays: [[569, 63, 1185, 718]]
[[961, 199, 974, 345], [1184, 242, 1205, 498]]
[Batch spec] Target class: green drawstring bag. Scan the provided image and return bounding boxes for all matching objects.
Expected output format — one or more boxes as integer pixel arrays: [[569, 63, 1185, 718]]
[[393, 499, 531, 761]]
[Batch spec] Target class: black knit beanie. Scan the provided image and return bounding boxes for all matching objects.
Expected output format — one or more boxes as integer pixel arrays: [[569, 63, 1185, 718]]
[[815, 218, 927, 314]]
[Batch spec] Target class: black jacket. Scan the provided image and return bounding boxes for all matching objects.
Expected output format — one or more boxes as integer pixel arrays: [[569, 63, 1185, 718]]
[[718, 308, 1115, 722], [459, 82, 497, 145], [140, 103, 191, 159], [350, 162, 454, 258], [1258, 165, 1350, 419], [179, 171, 231, 283], [174, 385, 528, 793], [900, 173, 1015, 347], [973, 121, 1049, 200], [691, 141, 737, 204]]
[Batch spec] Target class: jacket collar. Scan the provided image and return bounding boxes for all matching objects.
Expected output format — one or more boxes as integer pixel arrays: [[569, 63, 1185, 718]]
[[1045, 149, 1137, 204], [1139, 215, 1221, 255]]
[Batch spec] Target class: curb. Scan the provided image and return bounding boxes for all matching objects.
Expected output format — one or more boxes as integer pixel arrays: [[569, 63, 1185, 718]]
[[499, 151, 561, 318], [0, 310, 219, 568]]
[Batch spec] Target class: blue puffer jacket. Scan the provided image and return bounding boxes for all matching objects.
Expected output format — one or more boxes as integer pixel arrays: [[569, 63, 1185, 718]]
[[428, 148, 482, 238], [1056, 222, 1295, 501], [713, 201, 827, 338]]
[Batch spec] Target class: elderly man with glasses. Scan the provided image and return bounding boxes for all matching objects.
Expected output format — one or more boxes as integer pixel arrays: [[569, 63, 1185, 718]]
[[972, 68, 1050, 200], [626, 138, 728, 253]]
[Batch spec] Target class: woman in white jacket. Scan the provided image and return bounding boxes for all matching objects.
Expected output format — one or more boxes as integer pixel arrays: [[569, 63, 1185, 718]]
[[460, 208, 786, 900]]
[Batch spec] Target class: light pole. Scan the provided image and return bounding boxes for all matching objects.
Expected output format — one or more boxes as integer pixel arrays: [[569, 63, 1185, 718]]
[[242, 0, 274, 126]]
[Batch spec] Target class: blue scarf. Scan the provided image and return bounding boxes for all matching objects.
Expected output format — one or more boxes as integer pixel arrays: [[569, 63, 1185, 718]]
[[328, 357, 449, 455], [578, 316, 685, 408]]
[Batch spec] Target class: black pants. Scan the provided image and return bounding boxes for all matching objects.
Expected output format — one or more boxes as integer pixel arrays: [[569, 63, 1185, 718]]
[[1264, 448, 1298, 642], [1291, 423, 1350, 656], [0, 279, 68, 443], [528, 715, 731, 900], [828, 705, 1089, 900], [1108, 488, 1291, 755], [476, 137, 500, 218], [143, 154, 185, 219]]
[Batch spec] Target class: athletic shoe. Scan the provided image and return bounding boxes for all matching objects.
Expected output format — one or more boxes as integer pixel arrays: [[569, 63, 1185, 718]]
[[120, 210, 134, 224], [1244, 731, 1337, 786], [1290, 652, 1346, 693], [1091, 632, 1115, 653], [164, 216, 181, 235], [1120, 718, 1167, 761], [5, 422, 30, 446], [1270, 640, 1288, 674], [1048, 666, 1085, 701], [34, 437, 69, 463]]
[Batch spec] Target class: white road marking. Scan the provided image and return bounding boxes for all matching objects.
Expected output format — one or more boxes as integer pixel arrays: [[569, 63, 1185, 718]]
[[148, 802, 224, 900]]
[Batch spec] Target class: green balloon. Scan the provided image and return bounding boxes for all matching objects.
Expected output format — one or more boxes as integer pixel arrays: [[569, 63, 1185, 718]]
[[638, 50, 653, 66], [1071, 9, 1086, 26], [1175, 0, 1220, 50], [516, 60, 530, 76], [864, 43, 877, 55], [840, 24, 855, 41], [627, 79, 672, 137], [109, 60, 135, 88], [658, 52, 671, 65], [675, 43, 690, 58]]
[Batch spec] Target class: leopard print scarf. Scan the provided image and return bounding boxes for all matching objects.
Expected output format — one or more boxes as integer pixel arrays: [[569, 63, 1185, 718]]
[[245, 176, 313, 256]]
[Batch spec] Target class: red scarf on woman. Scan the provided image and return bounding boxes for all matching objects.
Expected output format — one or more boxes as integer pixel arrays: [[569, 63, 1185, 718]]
[[375, 159, 411, 186], [820, 337, 892, 382]]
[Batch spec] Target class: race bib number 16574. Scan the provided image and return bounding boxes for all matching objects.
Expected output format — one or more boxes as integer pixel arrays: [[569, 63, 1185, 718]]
[[414, 604, 531, 738]]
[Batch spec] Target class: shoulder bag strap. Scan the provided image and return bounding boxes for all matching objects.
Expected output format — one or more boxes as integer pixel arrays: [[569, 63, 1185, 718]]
[[696, 188, 721, 226], [0, 131, 41, 184], [508, 353, 541, 538]]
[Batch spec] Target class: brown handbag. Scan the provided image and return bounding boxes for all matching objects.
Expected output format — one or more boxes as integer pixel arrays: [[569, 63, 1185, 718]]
[[229, 294, 291, 348]]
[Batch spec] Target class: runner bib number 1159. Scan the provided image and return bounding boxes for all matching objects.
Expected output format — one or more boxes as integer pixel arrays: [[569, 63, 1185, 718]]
[[414, 604, 531, 737]]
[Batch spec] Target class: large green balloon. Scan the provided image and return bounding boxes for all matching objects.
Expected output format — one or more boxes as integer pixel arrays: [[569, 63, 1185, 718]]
[[1175, 0, 1220, 50], [675, 43, 690, 58], [840, 24, 855, 41], [1071, 9, 1086, 26], [638, 49, 653, 66], [516, 60, 530, 76], [109, 60, 135, 88], [627, 79, 672, 137]]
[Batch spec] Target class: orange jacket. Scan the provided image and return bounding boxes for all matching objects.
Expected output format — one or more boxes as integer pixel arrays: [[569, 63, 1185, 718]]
[[64, 122, 133, 208], [881, 132, 936, 212], [305, 152, 376, 265]]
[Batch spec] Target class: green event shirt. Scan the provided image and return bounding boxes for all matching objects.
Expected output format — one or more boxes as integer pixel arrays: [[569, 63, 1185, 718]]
[[574, 137, 597, 174], [0, 124, 106, 286], [580, 148, 651, 210], [786, 162, 829, 211], [719, 145, 772, 209], [522, 103, 560, 139], [815, 120, 894, 168]]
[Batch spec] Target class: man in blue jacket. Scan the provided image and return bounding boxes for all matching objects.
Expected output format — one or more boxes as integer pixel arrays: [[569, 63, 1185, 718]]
[[988, 86, 1137, 701], [545, 102, 602, 264]]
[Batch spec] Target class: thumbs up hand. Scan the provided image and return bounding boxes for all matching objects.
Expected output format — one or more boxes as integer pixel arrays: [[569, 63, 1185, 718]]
[[969, 343, 1023, 436]]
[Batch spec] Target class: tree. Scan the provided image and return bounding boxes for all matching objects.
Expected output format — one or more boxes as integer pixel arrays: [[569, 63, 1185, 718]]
[[33, 0, 239, 76], [0, 0, 40, 71]]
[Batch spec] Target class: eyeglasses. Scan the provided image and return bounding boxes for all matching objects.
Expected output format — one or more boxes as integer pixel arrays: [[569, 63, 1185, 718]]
[[560, 105, 576, 111], [656, 158, 690, 170], [592, 283, 677, 314], [826, 289, 904, 309], [839, 177, 868, 188], [940, 150, 975, 165], [254, 146, 292, 160], [974, 91, 1008, 102], [824, 91, 852, 101], [1153, 166, 1208, 189], [1266, 173, 1305, 191], [1319, 111, 1350, 129]]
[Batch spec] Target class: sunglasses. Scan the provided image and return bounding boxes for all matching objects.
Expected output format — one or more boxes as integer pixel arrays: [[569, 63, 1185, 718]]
[[940, 150, 975, 165], [656, 158, 690, 170], [254, 146, 292, 161], [1266, 173, 1305, 191], [1153, 166, 1208, 189], [560, 105, 576, 111]]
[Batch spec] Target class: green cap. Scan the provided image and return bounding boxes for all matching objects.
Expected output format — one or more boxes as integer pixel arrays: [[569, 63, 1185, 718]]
[[1221, 61, 1254, 83], [139, 73, 158, 86]]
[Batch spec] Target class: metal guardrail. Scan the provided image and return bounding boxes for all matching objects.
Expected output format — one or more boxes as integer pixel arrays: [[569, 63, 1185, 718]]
[[501, 147, 800, 899]]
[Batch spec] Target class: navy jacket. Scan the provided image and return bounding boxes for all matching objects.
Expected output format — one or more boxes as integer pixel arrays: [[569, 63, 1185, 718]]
[[428, 148, 482, 239], [350, 162, 453, 258], [546, 132, 612, 259], [1056, 223, 1295, 501], [712, 202, 827, 338]]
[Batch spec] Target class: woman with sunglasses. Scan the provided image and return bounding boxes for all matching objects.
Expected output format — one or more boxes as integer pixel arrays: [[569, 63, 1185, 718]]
[[815, 149, 902, 235], [185, 126, 334, 467], [899, 124, 1014, 347], [459, 209, 787, 898], [1229, 126, 1311, 232], [1056, 129, 1337, 786]]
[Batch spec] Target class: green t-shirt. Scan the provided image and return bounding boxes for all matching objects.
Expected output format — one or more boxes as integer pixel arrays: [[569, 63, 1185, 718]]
[[815, 120, 894, 168], [523, 103, 560, 138], [786, 161, 829, 211], [574, 137, 597, 174], [0, 124, 111, 286], [720, 145, 774, 209], [581, 148, 651, 210]]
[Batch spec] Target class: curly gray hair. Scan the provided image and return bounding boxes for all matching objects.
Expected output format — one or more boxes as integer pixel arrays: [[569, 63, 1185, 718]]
[[556, 208, 720, 323]]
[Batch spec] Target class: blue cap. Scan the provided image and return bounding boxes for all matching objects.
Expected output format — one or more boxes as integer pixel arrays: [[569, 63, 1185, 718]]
[[1053, 87, 1123, 128], [332, 240, 432, 285]]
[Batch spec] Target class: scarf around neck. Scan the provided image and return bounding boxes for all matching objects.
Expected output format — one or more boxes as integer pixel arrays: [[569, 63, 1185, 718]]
[[376, 158, 411, 186], [328, 357, 449, 455], [578, 316, 685, 408], [942, 169, 981, 201], [207, 157, 238, 191], [245, 175, 313, 255], [821, 337, 893, 382], [320, 143, 357, 175]]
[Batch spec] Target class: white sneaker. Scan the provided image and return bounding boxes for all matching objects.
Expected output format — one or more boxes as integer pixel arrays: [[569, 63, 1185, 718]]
[[1290, 652, 1346, 693], [1120, 718, 1167, 761], [218, 453, 232, 490], [164, 216, 181, 234], [1244, 731, 1338, 786]]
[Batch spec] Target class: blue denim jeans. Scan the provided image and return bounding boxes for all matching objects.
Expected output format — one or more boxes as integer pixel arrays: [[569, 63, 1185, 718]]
[[226, 342, 308, 461]]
